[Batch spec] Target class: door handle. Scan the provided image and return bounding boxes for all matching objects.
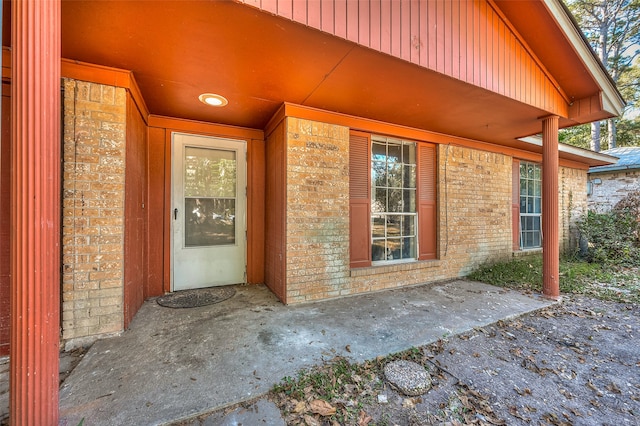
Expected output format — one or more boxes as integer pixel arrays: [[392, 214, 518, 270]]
[[174, 208, 178, 220]]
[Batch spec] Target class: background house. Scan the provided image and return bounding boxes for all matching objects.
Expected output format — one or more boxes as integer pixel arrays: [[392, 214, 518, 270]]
[[588, 147, 640, 211]]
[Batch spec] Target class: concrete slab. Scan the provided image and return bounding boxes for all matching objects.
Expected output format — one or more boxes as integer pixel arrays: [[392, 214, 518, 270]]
[[58, 280, 552, 425]]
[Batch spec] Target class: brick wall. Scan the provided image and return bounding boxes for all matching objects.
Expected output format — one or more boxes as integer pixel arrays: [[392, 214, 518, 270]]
[[282, 117, 588, 303], [285, 118, 351, 302], [560, 166, 588, 253], [283, 118, 515, 303], [62, 79, 127, 347], [588, 169, 640, 212]]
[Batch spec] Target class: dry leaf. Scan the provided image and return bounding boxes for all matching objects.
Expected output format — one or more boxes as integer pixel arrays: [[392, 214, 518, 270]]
[[357, 410, 372, 426], [293, 400, 306, 413], [309, 399, 336, 417], [303, 414, 320, 426]]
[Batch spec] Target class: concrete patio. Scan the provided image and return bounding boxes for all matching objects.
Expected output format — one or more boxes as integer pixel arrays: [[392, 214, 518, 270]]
[[57, 280, 552, 425]]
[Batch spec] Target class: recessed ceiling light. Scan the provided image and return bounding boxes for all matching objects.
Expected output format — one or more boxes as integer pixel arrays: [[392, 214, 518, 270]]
[[199, 93, 228, 107]]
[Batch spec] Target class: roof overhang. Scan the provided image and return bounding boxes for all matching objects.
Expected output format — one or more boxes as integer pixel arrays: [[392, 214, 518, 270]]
[[1, 0, 624, 160], [519, 136, 618, 167]]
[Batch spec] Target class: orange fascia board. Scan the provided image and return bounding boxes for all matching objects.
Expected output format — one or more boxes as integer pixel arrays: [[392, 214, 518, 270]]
[[278, 103, 592, 169], [61, 59, 150, 123], [148, 115, 264, 141]]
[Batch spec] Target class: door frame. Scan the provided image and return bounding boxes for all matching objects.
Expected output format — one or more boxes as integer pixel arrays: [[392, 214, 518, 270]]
[[170, 131, 247, 291]]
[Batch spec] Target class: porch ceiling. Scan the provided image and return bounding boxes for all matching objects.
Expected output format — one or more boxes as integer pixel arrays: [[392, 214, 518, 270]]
[[55, 1, 587, 147]]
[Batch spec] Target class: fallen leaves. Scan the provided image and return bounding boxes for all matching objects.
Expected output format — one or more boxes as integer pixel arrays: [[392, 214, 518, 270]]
[[309, 399, 336, 416]]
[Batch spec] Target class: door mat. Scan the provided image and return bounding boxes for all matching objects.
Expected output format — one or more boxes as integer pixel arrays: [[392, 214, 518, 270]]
[[156, 287, 236, 309]]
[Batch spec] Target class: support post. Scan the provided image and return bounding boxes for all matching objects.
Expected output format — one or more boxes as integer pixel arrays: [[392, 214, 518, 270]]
[[10, 0, 61, 424], [542, 115, 560, 300]]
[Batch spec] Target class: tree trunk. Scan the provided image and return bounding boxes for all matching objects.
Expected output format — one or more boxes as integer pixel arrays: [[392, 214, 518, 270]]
[[608, 118, 617, 149], [591, 121, 601, 152]]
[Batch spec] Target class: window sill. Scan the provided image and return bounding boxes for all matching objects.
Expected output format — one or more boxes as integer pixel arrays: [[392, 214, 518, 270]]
[[513, 248, 542, 258], [350, 259, 441, 277]]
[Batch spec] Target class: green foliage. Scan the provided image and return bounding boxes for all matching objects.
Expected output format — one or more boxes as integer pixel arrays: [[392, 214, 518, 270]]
[[577, 192, 640, 266], [468, 253, 639, 304]]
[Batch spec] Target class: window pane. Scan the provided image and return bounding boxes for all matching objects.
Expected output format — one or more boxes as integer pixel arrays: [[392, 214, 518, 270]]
[[527, 197, 535, 213], [372, 142, 386, 162], [374, 188, 387, 212], [533, 232, 540, 247], [387, 143, 402, 162], [185, 198, 235, 247], [403, 144, 416, 165], [403, 189, 416, 212], [388, 163, 402, 188], [402, 215, 415, 237], [387, 215, 401, 236], [403, 165, 416, 188], [533, 216, 541, 231], [372, 161, 385, 187], [534, 181, 541, 197], [388, 189, 402, 212], [387, 238, 401, 260], [534, 197, 541, 213], [372, 240, 386, 261], [184, 147, 236, 198], [402, 237, 416, 259], [520, 179, 527, 196], [372, 215, 385, 238]]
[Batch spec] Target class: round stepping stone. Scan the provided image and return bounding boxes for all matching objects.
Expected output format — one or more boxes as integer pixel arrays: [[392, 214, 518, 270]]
[[384, 360, 431, 396]]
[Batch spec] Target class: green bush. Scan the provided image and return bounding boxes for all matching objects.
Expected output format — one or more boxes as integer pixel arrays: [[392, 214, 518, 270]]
[[577, 191, 640, 266]]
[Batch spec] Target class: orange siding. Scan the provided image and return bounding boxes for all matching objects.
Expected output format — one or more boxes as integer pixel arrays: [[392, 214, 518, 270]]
[[265, 121, 287, 302], [147, 127, 166, 297], [124, 94, 148, 328], [247, 138, 266, 284], [0, 84, 10, 356], [240, 0, 568, 116]]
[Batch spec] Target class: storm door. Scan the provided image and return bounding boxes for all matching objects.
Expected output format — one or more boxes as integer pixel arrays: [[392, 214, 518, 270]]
[[171, 133, 246, 290]]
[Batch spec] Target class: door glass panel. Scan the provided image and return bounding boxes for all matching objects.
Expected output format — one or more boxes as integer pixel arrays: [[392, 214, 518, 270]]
[[184, 147, 236, 247], [184, 147, 236, 197]]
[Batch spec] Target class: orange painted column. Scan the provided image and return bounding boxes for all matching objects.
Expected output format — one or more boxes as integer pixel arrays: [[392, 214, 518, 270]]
[[542, 115, 560, 300], [10, 0, 61, 425]]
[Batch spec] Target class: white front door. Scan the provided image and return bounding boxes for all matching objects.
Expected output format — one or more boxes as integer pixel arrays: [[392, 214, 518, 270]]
[[171, 133, 246, 291]]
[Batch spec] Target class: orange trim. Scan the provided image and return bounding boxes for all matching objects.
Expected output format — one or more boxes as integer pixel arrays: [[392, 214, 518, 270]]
[[149, 115, 264, 141], [163, 131, 172, 294], [282, 103, 589, 169], [61, 59, 150, 124]]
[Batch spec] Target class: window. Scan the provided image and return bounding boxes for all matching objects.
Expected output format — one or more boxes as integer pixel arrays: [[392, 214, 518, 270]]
[[371, 137, 417, 262], [349, 131, 436, 268], [519, 161, 542, 249]]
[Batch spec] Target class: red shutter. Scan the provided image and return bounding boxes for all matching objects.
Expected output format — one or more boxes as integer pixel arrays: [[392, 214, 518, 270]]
[[512, 159, 521, 251], [418, 143, 437, 260], [349, 131, 371, 268]]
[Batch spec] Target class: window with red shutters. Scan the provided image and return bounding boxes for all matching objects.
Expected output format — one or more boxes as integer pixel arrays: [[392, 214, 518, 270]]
[[349, 131, 437, 267]]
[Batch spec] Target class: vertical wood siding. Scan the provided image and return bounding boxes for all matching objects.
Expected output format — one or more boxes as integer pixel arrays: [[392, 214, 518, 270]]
[[239, 0, 567, 115], [265, 121, 287, 302], [0, 85, 10, 356], [124, 95, 148, 328]]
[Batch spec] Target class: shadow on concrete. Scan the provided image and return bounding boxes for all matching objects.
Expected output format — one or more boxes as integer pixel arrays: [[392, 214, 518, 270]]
[[58, 280, 552, 425]]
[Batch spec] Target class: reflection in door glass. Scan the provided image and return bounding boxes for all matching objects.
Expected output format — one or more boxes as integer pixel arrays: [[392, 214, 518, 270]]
[[183, 146, 237, 247], [184, 147, 236, 198], [185, 198, 235, 247]]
